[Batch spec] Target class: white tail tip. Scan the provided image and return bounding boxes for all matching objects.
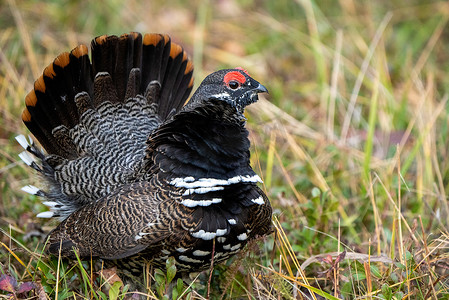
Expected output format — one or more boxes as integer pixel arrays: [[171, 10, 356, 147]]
[[21, 185, 40, 195], [36, 211, 54, 218], [42, 201, 58, 208], [18, 151, 35, 166], [15, 134, 30, 149]]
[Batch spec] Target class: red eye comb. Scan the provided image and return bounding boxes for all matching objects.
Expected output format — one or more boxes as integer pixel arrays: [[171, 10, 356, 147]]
[[224, 71, 246, 84], [235, 67, 250, 76]]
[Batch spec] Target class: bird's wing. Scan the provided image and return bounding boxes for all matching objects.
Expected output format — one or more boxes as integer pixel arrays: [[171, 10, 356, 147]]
[[46, 181, 180, 260]]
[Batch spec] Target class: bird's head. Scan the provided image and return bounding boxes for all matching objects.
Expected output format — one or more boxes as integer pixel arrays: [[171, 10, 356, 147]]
[[189, 67, 268, 112]]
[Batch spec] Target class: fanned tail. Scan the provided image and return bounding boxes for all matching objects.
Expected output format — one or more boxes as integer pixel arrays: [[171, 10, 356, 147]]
[[19, 32, 194, 219], [23, 32, 193, 157]]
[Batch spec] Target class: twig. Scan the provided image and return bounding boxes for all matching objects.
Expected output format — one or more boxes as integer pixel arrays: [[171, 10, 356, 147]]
[[207, 238, 216, 299]]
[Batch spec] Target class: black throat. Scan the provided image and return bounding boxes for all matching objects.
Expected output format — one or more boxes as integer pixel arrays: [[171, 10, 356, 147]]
[[146, 100, 256, 181]]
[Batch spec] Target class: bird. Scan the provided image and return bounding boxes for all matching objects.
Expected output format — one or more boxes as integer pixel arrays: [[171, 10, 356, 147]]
[[16, 32, 272, 276]]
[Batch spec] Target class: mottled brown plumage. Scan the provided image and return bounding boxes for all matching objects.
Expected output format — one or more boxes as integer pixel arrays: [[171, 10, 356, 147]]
[[17, 32, 272, 276]]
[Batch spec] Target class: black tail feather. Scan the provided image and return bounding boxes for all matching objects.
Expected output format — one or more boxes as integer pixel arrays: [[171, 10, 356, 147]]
[[69, 45, 94, 97], [24, 89, 63, 156], [91, 35, 119, 79], [171, 54, 193, 113], [159, 43, 185, 118], [141, 34, 169, 96], [91, 32, 143, 101], [22, 32, 194, 157]]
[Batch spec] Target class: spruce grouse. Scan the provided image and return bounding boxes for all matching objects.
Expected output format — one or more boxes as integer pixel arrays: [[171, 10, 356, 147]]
[[16, 32, 272, 274]]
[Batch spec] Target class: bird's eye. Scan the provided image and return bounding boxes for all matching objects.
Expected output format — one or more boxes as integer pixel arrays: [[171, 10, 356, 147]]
[[228, 81, 240, 89]]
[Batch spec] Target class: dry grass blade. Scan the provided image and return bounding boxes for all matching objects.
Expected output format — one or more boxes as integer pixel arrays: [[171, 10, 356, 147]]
[[300, 252, 393, 270], [6, 0, 39, 77], [340, 12, 392, 141]]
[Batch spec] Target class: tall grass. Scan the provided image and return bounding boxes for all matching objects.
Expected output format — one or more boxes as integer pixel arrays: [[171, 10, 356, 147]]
[[1, 0, 448, 298]]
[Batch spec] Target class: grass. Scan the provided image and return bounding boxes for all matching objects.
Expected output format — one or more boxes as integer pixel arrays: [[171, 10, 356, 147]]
[[1, 0, 449, 298]]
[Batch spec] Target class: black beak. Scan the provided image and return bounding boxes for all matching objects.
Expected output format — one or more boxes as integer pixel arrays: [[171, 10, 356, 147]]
[[255, 83, 268, 94]]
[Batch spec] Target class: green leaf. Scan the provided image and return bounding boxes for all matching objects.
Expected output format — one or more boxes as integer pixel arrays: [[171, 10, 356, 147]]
[[172, 288, 179, 300], [45, 272, 56, 281], [381, 284, 392, 300], [108, 281, 122, 300], [404, 251, 413, 262], [167, 263, 177, 284], [154, 269, 166, 286], [97, 290, 107, 300], [121, 284, 129, 296], [390, 272, 399, 283], [43, 285, 53, 294], [302, 285, 341, 300], [352, 273, 366, 281], [340, 281, 353, 298], [57, 290, 70, 300], [370, 265, 381, 278], [166, 257, 177, 284], [176, 278, 183, 294], [157, 281, 166, 298]]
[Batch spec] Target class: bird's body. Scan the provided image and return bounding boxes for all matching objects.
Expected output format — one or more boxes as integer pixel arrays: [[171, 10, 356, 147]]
[[17, 32, 272, 275]]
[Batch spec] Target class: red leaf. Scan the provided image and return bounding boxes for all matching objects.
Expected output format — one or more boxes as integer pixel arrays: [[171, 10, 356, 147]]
[[0, 274, 17, 293], [323, 255, 333, 265], [335, 250, 346, 264], [17, 282, 36, 294], [317, 254, 333, 264]]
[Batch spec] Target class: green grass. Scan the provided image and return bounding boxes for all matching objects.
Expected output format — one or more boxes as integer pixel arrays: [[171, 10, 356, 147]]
[[1, 0, 449, 299]]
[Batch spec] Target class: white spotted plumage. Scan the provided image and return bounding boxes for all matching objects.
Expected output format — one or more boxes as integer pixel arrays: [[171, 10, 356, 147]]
[[251, 196, 265, 205], [180, 198, 222, 207], [191, 228, 227, 240], [171, 174, 262, 189], [231, 243, 241, 251], [182, 186, 224, 196], [237, 232, 248, 241], [217, 237, 226, 243], [192, 250, 210, 256], [179, 255, 203, 263]]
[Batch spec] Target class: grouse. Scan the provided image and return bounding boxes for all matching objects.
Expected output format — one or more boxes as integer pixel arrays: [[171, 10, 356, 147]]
[[16, 32, 272, 274]]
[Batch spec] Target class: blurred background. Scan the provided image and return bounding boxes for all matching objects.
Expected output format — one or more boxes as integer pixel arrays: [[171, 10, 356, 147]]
[[1, 0, 449, 298]]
